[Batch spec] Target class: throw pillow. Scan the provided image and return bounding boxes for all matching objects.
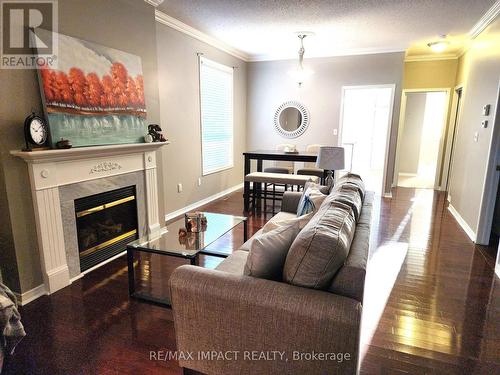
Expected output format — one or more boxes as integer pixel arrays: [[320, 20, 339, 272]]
[[296, 184, 327, 216], [283, 200, 356, 289], [262, 211, 313, 233], [244, 221, 301, 281]]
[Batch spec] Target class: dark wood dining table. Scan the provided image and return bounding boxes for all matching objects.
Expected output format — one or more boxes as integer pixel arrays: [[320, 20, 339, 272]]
[[243, 150, 319, 212]]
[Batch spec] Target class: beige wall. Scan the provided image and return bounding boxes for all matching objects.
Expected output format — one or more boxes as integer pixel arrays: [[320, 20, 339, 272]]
[[0, 0, 161, 293], [246, 52, 405, 194], [398, 93, 427, 174], [156, 24, 247, 216], [449, 16, 500, 240]]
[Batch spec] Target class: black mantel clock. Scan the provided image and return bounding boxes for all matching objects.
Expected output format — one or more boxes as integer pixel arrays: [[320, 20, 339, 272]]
[[23, 112, 49, 151]]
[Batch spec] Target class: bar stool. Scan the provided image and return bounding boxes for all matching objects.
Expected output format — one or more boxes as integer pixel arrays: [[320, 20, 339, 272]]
[[245, 172, 319, 214], [263, 144, 295, 212], [296, 144, 325, 184]]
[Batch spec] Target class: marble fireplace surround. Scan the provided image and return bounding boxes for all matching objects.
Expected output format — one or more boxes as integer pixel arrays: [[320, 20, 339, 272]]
[[11, 142, 168, 295]]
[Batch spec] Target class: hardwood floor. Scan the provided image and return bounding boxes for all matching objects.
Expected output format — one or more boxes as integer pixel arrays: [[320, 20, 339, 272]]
[[5, 187, 499, 374]]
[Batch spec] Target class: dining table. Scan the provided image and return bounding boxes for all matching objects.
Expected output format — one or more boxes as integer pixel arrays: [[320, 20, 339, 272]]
[[242, 150, 319, 212]]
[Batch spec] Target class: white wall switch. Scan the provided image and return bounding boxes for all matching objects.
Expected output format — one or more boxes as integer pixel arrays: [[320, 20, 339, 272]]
[[177, 183, 183, 193], [333, 129, 338, 136], [473, 132, 479, 142], [482, 104, 490, 116], [198, 177, 202, 186], [481, 120, 488, 128]]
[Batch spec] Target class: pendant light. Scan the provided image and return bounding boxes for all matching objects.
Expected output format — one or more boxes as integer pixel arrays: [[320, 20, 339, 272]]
[[289, 33, 314, 86]]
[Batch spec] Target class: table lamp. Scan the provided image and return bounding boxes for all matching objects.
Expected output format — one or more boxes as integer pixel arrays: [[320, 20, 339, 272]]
[[316, 146, 345, 190]]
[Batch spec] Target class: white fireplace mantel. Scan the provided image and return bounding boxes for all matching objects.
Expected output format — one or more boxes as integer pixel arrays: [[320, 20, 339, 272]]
[[11, 142, 169, 295]]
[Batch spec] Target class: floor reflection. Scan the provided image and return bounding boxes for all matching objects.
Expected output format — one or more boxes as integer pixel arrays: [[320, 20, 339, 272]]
[[361, 187, 500, 373]]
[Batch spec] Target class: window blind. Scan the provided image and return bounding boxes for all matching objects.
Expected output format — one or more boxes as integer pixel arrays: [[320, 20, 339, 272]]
[[199, 56, 234, 175]]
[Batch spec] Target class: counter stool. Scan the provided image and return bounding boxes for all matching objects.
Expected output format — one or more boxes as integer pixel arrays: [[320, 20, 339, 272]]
[[245, 172, 319, 214]]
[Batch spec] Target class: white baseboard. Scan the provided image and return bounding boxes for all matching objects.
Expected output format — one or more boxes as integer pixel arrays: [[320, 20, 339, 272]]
[[448, 204, 477, 242], [14, 284, 47, 306], [398, 172, 417, 177], [165, 183, 244, 222], [383, 192, 393, 198]]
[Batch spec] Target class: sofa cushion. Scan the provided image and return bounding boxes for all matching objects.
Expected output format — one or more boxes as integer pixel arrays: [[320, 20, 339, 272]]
[[328, 225, 370, 302], [328, 185, 363, 221], [283, 201, 356, 289], [334, 173, 365, 200], [215, 250, 248, 274], [244, 221, 301, 281]]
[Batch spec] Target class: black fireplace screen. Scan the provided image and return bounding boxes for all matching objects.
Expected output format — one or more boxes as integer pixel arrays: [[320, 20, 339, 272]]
[[75, 186, 138, 272]]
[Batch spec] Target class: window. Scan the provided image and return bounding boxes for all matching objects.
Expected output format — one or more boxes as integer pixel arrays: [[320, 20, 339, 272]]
[[199, 56, 234, 175]]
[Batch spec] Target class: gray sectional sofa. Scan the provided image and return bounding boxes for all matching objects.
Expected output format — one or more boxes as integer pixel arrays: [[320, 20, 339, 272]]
[[170, 177, 373, 375]]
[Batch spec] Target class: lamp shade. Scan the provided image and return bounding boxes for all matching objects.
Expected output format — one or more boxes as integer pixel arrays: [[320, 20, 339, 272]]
[[316, 146, 345, 170]]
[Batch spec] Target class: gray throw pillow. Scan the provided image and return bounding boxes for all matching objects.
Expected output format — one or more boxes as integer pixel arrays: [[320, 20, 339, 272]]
[[244, 221, 301, 281], [283, 200, 356, 289]]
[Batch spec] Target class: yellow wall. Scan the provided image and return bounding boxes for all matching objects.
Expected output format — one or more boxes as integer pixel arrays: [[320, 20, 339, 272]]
[[403, 59, 458, 89]]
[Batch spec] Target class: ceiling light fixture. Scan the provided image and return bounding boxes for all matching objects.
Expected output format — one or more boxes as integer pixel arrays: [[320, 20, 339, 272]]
[[289, 33, 314, 86], [427, 35, 449, 53]]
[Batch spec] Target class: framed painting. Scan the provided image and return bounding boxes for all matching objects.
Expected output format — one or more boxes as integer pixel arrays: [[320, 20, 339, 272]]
[[34, 29, 147, 148]]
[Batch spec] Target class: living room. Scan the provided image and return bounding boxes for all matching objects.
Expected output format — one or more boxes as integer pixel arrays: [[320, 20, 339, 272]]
[[0, 0, 499, 374]]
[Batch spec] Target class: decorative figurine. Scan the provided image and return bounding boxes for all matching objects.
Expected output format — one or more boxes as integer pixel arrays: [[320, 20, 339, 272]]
[[56, 138, 72, 149], [147, 124, 167, 142]]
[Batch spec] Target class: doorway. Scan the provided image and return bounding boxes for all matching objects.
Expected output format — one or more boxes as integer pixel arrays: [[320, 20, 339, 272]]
[[394, 89, 450, 190], [339, 85, 395, 196]]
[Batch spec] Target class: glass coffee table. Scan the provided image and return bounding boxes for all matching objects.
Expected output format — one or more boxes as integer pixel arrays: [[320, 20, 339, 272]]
[[127, 212, 247, 306]]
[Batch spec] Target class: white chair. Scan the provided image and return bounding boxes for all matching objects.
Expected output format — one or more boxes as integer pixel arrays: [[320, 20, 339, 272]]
[[297, 144, 324, 183]]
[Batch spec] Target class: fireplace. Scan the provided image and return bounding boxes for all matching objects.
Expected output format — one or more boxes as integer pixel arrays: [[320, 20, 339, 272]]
[[75, 186, 138, 272]]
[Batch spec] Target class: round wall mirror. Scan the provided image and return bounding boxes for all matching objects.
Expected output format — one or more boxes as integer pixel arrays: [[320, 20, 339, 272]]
[[273, 101, 309, 138]]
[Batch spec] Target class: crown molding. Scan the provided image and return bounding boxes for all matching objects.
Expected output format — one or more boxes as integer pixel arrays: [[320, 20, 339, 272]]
[[144, 0, 164, 7], [154, 10, 250, 62], [469, 0, 500, 39], [404, 54, 459, 62], [248, 47, 406, 62]]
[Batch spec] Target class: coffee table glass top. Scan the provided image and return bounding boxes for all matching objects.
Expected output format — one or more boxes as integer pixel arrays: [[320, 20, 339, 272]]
[[127, 212, 246, 257]]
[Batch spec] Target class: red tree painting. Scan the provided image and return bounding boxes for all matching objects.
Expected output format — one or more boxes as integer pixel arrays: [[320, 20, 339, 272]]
[[40, 63, 146, 116]]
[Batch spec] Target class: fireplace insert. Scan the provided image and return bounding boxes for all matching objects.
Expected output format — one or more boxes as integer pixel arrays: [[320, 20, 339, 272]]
[[75, 186, 138, 272]]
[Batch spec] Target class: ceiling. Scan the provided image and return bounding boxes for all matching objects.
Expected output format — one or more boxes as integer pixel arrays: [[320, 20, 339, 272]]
[[157, 0, 496, 61]]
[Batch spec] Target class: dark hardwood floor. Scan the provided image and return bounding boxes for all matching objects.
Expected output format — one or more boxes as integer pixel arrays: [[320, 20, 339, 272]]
[[5, 187, 499, 374]]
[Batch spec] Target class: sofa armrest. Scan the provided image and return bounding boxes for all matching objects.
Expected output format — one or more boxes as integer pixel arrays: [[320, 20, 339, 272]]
[[281, 191, 303, 213], [170, 266, 361, 375]]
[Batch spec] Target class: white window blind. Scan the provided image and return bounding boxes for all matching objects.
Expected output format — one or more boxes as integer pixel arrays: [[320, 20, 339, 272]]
[[199, 56, 234, 175]]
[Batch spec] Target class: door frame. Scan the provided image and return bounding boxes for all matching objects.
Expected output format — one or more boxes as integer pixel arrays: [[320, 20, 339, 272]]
[[442, 85, 464, 195], [392, 88, 451, 190], [476, 80, 500, 245], [338, 84, 396, 197]]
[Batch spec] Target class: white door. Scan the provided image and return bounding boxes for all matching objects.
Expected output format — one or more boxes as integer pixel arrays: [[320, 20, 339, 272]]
[[339, 85, 395, 195]]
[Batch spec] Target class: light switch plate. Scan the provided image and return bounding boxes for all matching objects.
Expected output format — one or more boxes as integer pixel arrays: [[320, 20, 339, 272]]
[[482, 104, 490, 116], [481, 120, 488, 128], [177, 183, 183, 193], [333, 129, 338, 136], [474, 132, 479, 142]]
